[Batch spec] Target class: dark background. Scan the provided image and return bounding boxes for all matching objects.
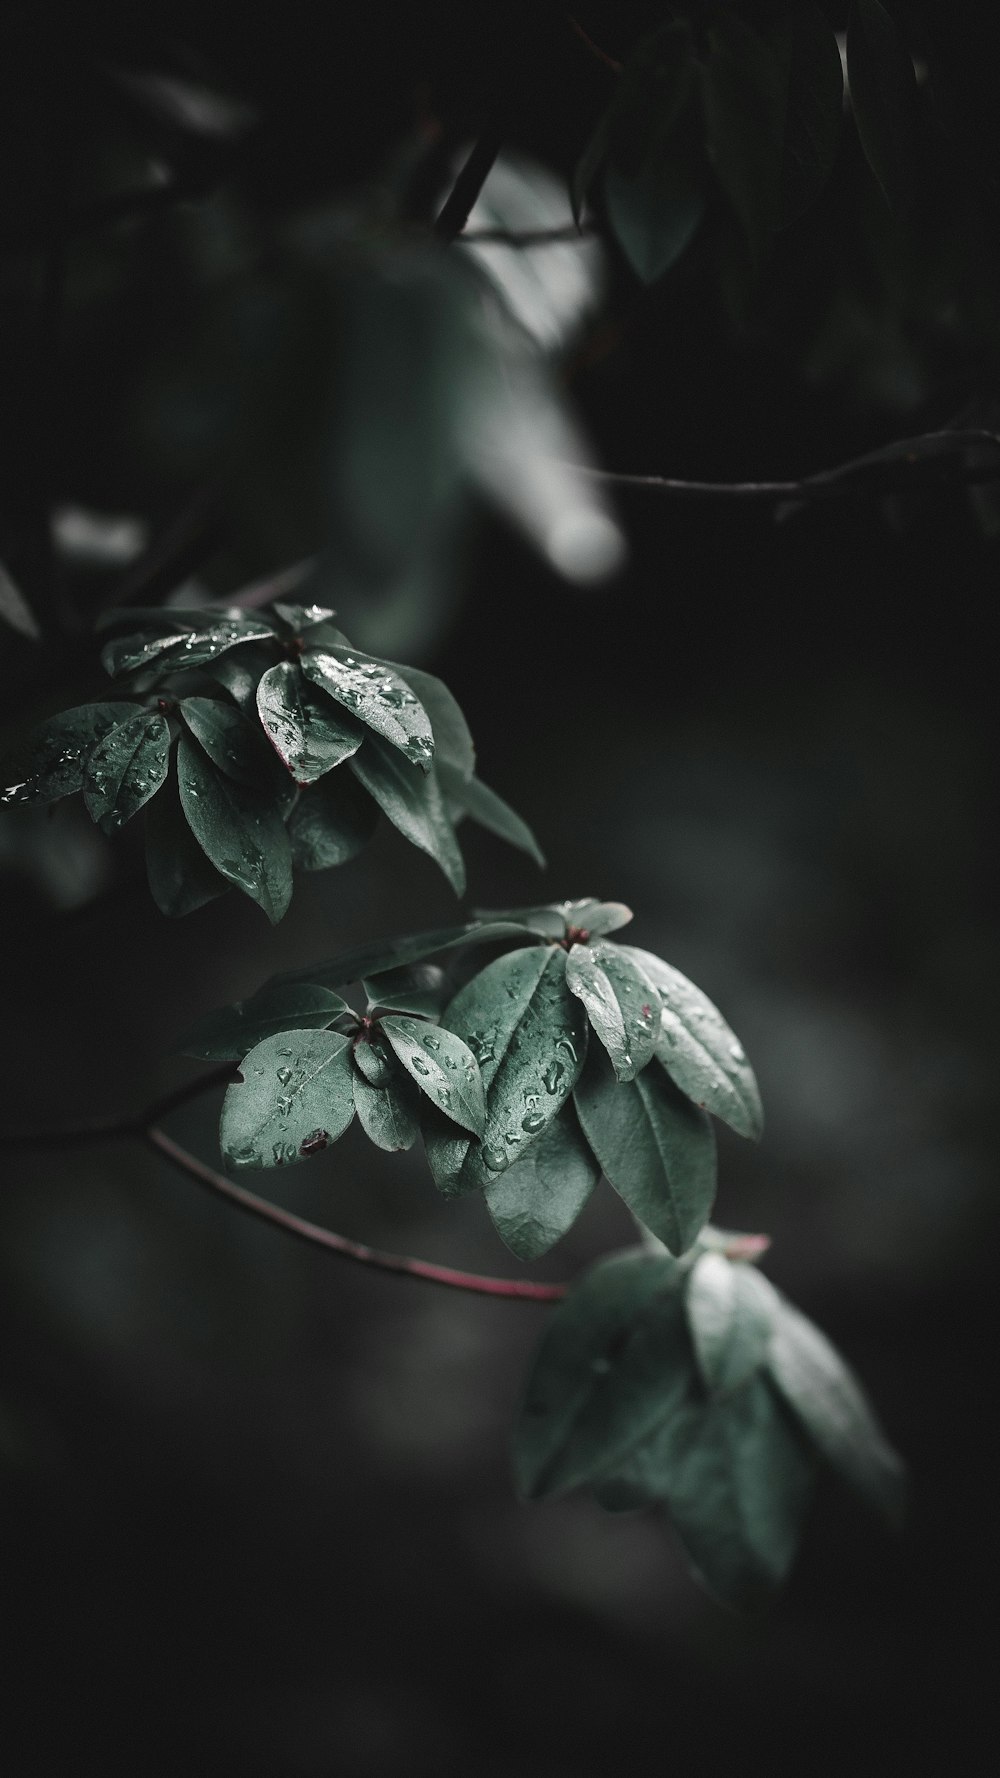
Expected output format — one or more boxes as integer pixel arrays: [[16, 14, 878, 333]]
[[1, 4, 996, 1773]]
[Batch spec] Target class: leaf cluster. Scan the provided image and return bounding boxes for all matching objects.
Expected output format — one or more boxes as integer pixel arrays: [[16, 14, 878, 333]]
[[513, 1234, 906, 1608], [1, 601, 542, 920]]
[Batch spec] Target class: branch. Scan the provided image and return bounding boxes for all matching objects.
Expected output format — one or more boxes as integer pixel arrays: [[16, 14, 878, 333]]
[[2, 1071, 567, 1304], [433, 116, 506, 242], [574, 429, 1000, 505]]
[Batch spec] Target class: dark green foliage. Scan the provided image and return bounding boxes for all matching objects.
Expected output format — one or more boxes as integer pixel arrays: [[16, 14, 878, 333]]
[[847, 0, 920, 214], [179, 982, 348, 1060], [1, 602, 540, 917], [220, 1029, 356, 1168]]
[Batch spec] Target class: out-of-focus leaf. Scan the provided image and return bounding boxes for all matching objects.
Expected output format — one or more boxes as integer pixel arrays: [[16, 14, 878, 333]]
[[178, 982, 347, 1060], [772, 0, 844, 227], [574, 1040, 716, 1255], [176, 733, 292, 923], [302, 648, 435, 769], [105, 66, 255, 139], [439, 945, 588, 1188], [512, 1247, 690, 1499], [483, 1104, 599, 1259], [846, 0, 919, 214], [0, 562, 39, 639], [82, 710, 170, 834], [220, 1029, 355, 1168], [179, 696, 273, 786], [620, 945, 763, 1140], [144, 773, 229, 917], [566, 939, 660, 1081], [352, 1069, 419, 1151], [256, 661, 363, 782], [363, 963, 447, 1018], [380, 1015, 485, 1136], [274, 919, 543, 992], [287, 770, 379, 871], [605, 157, 704, 284], [767, 1291, 907, 1526], [565, 900, 633, 937], [1, 703, 139, 806], [700, 11, 787, 266], [350, 737, 465, 894], [439, 761, 545, 867], [685, 1251, 774, 1396]]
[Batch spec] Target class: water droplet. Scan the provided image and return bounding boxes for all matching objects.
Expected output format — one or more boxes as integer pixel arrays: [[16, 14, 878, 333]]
[[276, 1067, 292, 1085], [437, 1088, 452, 1109], [482, 1144, 506, 1172], [542, 1061, 565, 1094], [521, 1111, 545, 1134], [300, 1129, 329, 1155], [729, 1042, 745, 1062], [230, 1144, 256, 1166], [271, 1142, 285, 1164], [423, 1035, 441, 1052], [411, 1056, 430, 1076], [555, 1037, 577, 1063], [276, 1094, 293, 1117], [277, 1047, 293, 1058]]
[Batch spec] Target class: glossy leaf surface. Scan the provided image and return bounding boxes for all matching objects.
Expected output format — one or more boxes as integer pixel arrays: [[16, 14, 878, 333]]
[[380, 1015, 485, 1136], [220, 1029, 355, 1168], [179, 696, 274, 786], [178, 982, 347, 1060], [287, 769, 379, 870], [256, 662, 363, 782], [144, 773, 229, 917], [566, 939, 659, 1081], [177, 733, 292, 923], [574, 1041, 716, 1254], [685, 1251, 774, 1396], [1, 703, 138, 805], [102, 616, 274, 678], [82, 711, 170, 833], [302, 648, 435, 768], [351, 738, 464, 893], [620, 946, 763, 1139], [483, 1104, 599, 1259], [352, 1070, 419, 1151], [363, 963, 446, 1019]]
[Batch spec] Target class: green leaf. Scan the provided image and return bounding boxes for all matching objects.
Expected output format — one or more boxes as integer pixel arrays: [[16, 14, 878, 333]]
[[700, 10, 787, 266], [1, 703, 139, 806], [269, 600, 337, 634], [102, 615, 275, 678], [608, 1375, 816, 1608], [144, 771, 229, 917], [392, 665, 475, 781], [574, 1040, 716, 1255], [685, 1252, 774, 1396], [619, 946, 763, 1140], [363, 963, 446, 1018], [439, 762, 545, 867], [220, 1029, 355, 1169], [352, 1031, 397, 1087], [203, 646, 276, 711], [566, 940, 660, 1082], [421, 1105, 477, 1197], [766, 1292, 906, 1527], [471, 903, 567, 939], [256, 662, 363, 783], [846, 0, 919, 214], [352, 1069, 419, 1151], [483, 1104, 599, 1260], [564, 899, 633, 938], [179, 696, 276, 787], [81, 710, 170, 833], [773, 0, 844, 227], [605, 157, 704, 285], [380, 1015, 485, 1137], [439, 945, 589, 1188], [350, 737, 465, 894], [274, 920, 542, 992], [512, 1247, 690, 1500], [176, 733, 293, 923], [178, 982, 348, 1060], [301, 648, 435, 769], [286, 769, 379, 870]]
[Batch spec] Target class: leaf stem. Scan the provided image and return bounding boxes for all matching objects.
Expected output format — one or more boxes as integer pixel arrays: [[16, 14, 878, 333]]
[[433, 115, 506, 241]]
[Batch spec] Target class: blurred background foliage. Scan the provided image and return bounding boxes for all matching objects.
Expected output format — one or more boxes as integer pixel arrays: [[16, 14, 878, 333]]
[[1, 1, 997, 1772]]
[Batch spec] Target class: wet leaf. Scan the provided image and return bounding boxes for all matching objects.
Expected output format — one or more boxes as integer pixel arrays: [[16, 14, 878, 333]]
[[220, 1029, 355, 1169], [176, 733, 292, 923], [439, 945, 589, 1188], [380, 1015, 485, 1136], [144, 771, 229, 917], [102, 615, 274, 678], [352, 1068, 420, 1152], [846, 0, 919, 215], [256, 661, 363, 782], [179, 696, 275, 786], [563, 899, 633, 938], [178, 982, 348, 1059], [566, 940, 660, 1081], [767, 1291, 907, 1527], [363, 963, 447, 1018], [439, 762, 545, 867], [512, 1247, 690, 1500], [81, 710, 170, 834], [392, 665, 475, 780], [685, 1251, 774, 1396], [287, 769, 379, 870], [483, 1104, 599, 1259], [574, 1040, 716, 1255], [1, 703, 139, 806], [352, 1031, 396, 1087], [350, 737, 465, 894], [302, 648, 435, 769], [619, 946, 763, 1140]]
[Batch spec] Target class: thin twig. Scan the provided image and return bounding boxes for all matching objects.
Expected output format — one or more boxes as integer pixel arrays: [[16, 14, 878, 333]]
[[433, 116, 507, 242], [574, 429, 1000, 504], [145, 1128, 567, 1302]]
